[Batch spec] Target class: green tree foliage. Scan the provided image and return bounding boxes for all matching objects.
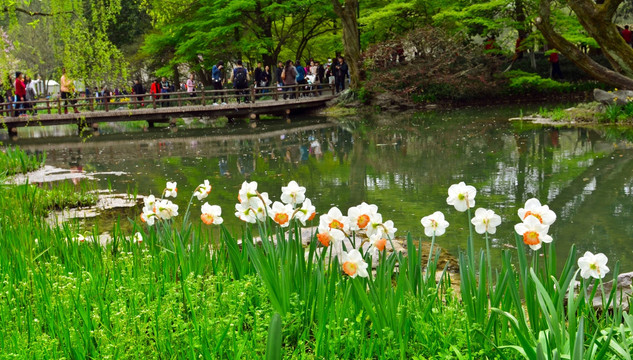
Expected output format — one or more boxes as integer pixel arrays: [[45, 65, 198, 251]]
[[140, 0, 337, 84], [0, 0, 128, 87]]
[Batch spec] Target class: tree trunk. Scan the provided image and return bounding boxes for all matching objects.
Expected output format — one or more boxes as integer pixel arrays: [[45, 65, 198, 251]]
[[331, 0, 361, 90], [566, 0, 633, 77], [172, 63, 180, 90], [536, 0, 633, 89]]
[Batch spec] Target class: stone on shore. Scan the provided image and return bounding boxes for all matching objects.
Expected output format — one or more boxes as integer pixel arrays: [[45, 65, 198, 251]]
[[587, 271, 633, 313], [594, 88, 633, 106]]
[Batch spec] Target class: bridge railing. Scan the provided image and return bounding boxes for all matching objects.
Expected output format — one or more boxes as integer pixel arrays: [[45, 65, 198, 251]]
[[0, 83, 337, 118]]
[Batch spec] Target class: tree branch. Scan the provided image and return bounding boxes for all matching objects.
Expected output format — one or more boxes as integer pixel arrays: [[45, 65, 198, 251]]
[[330, 0, 343, 14], [567, 0, 597, 19], [4, 6, 75, 17], [598, 0, 624, 20], [535, 0, 633, 88]]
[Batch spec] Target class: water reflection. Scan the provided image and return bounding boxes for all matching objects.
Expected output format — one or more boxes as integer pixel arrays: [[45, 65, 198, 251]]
[[8, 109, 633, 269]]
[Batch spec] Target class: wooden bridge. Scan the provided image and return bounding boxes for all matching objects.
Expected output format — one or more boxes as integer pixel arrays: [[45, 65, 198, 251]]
[[1, 84, 337, 134]]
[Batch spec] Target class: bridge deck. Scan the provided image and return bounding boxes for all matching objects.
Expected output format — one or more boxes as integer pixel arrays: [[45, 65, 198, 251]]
[[1, 84, 337, 131]]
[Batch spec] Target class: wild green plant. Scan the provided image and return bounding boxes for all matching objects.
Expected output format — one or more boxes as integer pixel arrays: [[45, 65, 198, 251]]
[[451, 183, 629, 360], [600, 103, 623, 123], [0, 146, 46, 175], [1, 174, 631, 359]]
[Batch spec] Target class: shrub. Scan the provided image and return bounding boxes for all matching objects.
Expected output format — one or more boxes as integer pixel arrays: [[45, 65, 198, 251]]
[[362, 27, 506, 103]]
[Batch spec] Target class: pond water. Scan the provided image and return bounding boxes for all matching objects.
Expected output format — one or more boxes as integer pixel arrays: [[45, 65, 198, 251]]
[[5, 107, 633, 270]]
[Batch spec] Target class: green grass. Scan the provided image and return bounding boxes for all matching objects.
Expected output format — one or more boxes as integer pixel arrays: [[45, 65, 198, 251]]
[[1, 165, 632, 358], [0, 146, 46, 176]]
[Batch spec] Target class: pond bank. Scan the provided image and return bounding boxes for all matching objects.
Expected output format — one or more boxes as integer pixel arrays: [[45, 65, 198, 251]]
[[330, 88, 594, 113]]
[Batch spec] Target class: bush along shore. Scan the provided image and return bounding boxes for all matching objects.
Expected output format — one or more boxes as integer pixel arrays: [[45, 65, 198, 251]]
[[509, 88, 633, 127], [348, 27, 609, 111], [2, 157, 633, 359]]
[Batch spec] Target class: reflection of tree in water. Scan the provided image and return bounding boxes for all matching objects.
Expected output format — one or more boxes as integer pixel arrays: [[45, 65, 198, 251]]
[[219, 156, 230, 178], [510, 126, 633, 267], [237, 140, 256, 180], [16, 112, 633, 268]]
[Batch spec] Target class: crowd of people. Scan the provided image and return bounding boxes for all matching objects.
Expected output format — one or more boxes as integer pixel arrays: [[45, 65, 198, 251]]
[[207, 56, 350, 103], [0, 56, 350, 116], [2, 71, 38, 116], [127, 56, 349, 105]]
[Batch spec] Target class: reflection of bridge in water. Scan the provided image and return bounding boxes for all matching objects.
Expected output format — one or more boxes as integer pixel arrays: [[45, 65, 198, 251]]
[[1, 84, 337, 135], [15, 120, 343, 164]]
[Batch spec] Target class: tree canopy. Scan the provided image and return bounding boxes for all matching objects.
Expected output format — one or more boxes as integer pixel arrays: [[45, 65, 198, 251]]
[[0, 0, 127, 86], [3, 0, 633, 91]]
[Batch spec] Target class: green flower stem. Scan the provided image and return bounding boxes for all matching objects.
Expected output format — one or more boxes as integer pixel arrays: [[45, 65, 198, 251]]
[[427, 233, 436, 275], [485, 232, 492, 292], [183, 191, 198, 225], [419, 236, 423, 272], [466, 207, 475, 272]]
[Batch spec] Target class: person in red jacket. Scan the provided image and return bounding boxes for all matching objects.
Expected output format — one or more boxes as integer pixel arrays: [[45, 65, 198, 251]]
[[549, 50, 563, 79], [14, 71, 26, 116], [150, 79, 161, 102], [622, 25, 633, 45]]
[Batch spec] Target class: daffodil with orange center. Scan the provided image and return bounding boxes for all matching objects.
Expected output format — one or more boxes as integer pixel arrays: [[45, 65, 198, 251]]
[[341, 249, 369, 278], [369, 234, 387, 252], [201, 203, 223, 225], [317, 232, 332, 247], [316, 227, 345, 248], [269, 202, 294, 228], [319, 207, 349, 234], [517, 198, 556, 229], [514, 215, 552, 250], [348, 202, 379, 231]]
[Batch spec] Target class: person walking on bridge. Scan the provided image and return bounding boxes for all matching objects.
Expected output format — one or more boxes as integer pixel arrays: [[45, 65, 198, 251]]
[[132, 79, 145, 107], [150, 79, 161, 103], [276, 61, 284, 88], [160, 77, 171, 106], [187, 74, 196, 97], [282, 60, 297, 99], [254, 62, 263, 93], [60, 68, 79, 114], [14, 72, 26, 116], [25, 76, 37, 115], [212, 61, 226, 105], [230, 60, 250, 104]]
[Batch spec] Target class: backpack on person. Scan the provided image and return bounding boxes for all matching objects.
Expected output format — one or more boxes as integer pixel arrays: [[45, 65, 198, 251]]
[[234, 67, 248, 88], [281, 69, 286, 81]]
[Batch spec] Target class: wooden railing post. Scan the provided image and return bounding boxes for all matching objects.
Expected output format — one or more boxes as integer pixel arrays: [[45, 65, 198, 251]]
[[90, 98, 95, 112], [57, 97, 62, 114], [46, 100, 51, 114], [250, 86, 255, 104], [105, 95, 109, 112], [152, 95, 156, 109], [178, 93, 182, 107], [331, 83, 335, 96], [273, 86, 278, 101], [201, 89, 205, 106]]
